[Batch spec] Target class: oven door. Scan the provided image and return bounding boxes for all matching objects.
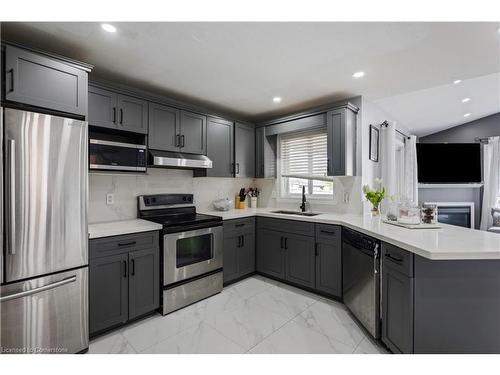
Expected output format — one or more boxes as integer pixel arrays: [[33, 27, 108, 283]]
[[163, 225, 223, 285], [89, 139, 146, 172]]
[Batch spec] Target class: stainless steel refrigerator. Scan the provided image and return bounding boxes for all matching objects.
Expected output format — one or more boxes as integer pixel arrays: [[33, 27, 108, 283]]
[[0, 107, 89, 354]]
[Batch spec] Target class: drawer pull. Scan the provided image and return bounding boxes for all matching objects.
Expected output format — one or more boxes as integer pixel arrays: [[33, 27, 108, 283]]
[[320, 230, 336, 235], [235, 223, 245, 227], [385, 253, 403, 263], [118, 241, 136, 247]]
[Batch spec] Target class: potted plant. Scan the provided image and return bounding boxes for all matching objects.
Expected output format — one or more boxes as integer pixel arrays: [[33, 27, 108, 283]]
[[363, 178, 385, 217]]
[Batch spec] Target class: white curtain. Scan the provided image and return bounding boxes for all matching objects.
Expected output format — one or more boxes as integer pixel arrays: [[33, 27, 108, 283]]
[[403, 135, 418, 205], [480, 136, 500, 230], [381, 122, 396, 198]]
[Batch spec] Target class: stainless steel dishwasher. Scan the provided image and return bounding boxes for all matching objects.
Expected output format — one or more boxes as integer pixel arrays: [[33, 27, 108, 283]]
[[342, 227, 381, 339]]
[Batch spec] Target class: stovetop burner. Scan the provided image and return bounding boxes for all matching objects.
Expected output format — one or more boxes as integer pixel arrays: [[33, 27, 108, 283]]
[[137, 193, 222, 233]]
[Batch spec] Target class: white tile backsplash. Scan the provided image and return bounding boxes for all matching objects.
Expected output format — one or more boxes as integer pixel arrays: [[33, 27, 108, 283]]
[[88, 168, 254, 223], [89, 169, 363, 223]]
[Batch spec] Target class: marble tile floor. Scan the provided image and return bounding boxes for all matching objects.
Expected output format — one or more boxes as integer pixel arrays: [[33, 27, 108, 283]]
[[89, 275, 388, 354]]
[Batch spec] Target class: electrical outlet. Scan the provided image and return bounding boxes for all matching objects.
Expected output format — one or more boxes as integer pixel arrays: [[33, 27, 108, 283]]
[[343, 192, 350, 203], [106, 193, 114, 205]]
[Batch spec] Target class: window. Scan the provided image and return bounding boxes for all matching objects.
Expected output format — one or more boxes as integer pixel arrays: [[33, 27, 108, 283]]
[[279, 129, 333, 198]]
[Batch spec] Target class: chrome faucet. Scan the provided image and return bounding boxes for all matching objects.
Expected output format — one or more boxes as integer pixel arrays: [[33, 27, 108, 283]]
[[300, 185, 307, 212]]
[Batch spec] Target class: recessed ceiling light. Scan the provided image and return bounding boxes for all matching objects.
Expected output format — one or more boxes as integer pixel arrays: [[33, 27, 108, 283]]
[[497, 27, 500, 33], [352, 71, 365, 78], [453, 79, 462, 84], [461, 97, 471, 103], [101, 24, 117, 33], [273, 97, 282, 103], [463, 113, 471, 118]]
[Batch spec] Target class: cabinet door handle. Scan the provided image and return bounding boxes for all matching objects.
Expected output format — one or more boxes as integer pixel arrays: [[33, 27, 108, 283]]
[[320, 230, 336, 236], [315, 243, 319, 257], [280, 236, 284, 249], [118, 241, 136, 247], [7, 68, 14, 93], [241, 235, 245, 247], [131, 259, 135, 276], [385, 253, 403, 263], [327, 158, 332, 175], [112, 107, 116, 123], [119, 108, 123, 124], [123, 260, 127, 278], [284, 237, 288, 250], [181, 135, 185, 148], [175, 134, 180, 147], [236, 163, 240, 174]]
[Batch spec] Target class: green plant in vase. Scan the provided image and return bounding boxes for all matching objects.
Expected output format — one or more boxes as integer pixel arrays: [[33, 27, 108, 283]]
[[363, 178, 385, 216]]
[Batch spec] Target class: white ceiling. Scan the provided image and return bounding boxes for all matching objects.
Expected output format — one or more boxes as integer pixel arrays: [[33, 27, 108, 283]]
[[1, 22, 499, 133]]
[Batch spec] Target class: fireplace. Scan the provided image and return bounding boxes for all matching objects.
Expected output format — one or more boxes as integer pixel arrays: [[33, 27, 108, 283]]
[[424, 202, 475, 229]]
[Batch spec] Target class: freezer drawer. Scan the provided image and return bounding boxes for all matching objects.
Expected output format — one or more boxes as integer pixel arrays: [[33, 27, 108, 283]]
[[0, 267, 88, 354]]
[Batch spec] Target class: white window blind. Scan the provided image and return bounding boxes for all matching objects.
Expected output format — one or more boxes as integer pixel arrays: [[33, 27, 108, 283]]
[[279, 129, 333, 196]]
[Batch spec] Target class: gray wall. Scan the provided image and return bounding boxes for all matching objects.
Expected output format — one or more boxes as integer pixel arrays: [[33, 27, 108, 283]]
[[419, 112, 500, 143], [417, 112, 500, 229]]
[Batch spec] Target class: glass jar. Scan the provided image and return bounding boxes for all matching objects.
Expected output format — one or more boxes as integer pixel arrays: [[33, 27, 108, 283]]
[[421, 204, 438, 224], [397, 201, 421, 225]]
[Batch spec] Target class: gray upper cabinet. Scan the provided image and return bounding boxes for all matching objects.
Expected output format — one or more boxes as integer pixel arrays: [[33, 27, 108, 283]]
[[148, 103, 180, 151], [88, 86, 147, 134], [235, 122, 255, 177], [180, 110, 207, 155], [88, 86, 118, 129], [206, 117, 234, 177], [4, 44, 89, 117], [117, 94, 148, 134], [255, 127, 277, 178], [327, 106, 357, 176]]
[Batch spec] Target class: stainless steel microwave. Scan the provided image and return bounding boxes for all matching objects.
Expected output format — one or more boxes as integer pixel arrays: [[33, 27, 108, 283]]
[[89, 139, 147, 172]]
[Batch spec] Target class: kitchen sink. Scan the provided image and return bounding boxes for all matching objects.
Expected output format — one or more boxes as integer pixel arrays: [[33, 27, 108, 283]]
[[271, 210, 320, 217]]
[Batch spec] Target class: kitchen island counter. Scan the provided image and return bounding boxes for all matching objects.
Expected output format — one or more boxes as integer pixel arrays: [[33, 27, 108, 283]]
[[201, 208, 500, 260]]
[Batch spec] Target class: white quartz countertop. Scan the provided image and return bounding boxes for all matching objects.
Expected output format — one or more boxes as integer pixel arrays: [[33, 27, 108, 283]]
[[88, 219, 163, 239], [200, 208, 500, 260]]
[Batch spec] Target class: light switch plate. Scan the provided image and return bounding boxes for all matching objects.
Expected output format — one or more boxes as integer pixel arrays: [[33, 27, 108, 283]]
[[106, 193, 114, 205]]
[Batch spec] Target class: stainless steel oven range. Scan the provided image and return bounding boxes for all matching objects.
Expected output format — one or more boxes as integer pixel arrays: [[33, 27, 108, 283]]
[[138, 194, 223, 315]]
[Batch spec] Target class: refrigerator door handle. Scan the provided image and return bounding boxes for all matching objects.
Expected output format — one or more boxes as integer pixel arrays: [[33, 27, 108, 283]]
[[0, 275, 77, 302], [7, 139, 16, 255]]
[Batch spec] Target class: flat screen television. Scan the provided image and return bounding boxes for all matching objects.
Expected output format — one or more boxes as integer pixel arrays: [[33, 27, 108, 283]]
[[416, 143, 482, 183]]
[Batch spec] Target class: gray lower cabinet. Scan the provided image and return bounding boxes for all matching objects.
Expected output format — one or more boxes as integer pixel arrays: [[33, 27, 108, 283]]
[[180, 110, 207, 154], [284, 233, 315, 289], [4, 44, 89, 116], [235, 122, 255, 177], [88, 85, 148, 134], [89, 231, 160, 336], [256, 228, 285, 279], [90, 252, 129, 334], [315, 224, 342, 297], [381, 242, 414, 354], [256, 218, 315, 288], [148, 102, 180, 151], [128, 248, 160, 320], [382, 264, 414, 354], [207, 117, 234, 177], [223, 218, 255, 283]]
